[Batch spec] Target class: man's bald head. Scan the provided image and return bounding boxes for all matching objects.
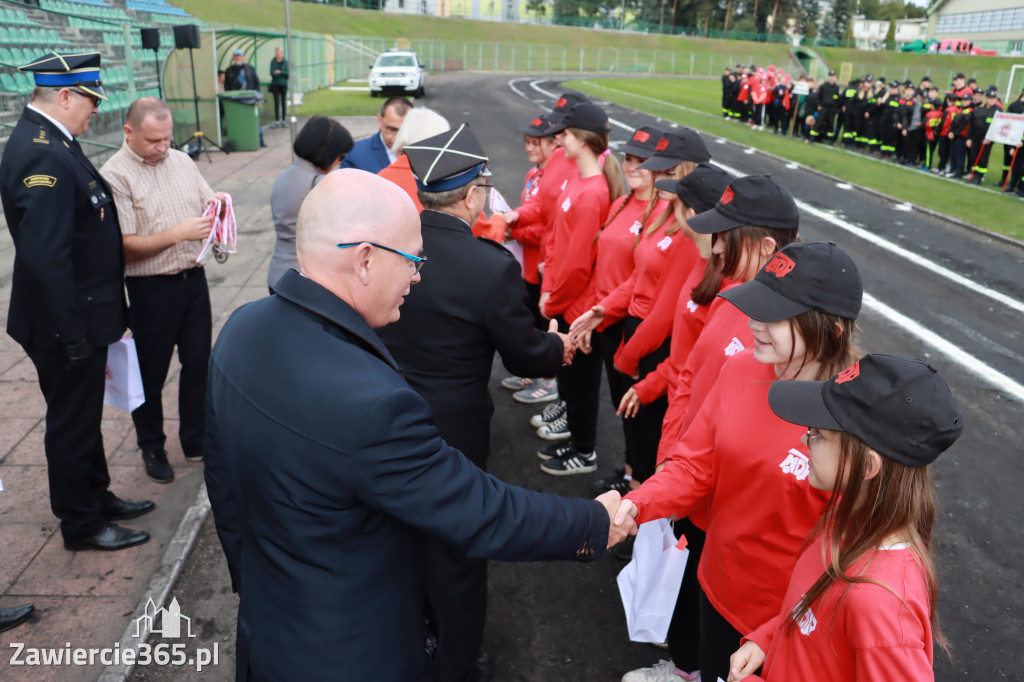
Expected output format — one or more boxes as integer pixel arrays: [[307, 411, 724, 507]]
[[296, 169, 422, 327]]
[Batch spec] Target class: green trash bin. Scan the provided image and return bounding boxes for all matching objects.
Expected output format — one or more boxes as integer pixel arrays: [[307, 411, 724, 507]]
[[218, 90, 263, 152]]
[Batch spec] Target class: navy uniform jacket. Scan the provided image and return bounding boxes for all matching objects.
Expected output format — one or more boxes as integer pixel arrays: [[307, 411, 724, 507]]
[[203, 270, 608, 682], [340, 131, 390, 174], [376, 209, 563, 467], [1, 106, 126, 352]]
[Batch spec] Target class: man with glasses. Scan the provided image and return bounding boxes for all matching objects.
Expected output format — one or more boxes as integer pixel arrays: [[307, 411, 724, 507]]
[[0, 51, 153, 566], [342, 95, 413, 173], [376, 125, 575, 682], [203, 169, 630, 681]]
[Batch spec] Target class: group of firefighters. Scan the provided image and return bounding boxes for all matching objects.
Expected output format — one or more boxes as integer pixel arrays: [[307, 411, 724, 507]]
[[721, 65, 1024, 194]]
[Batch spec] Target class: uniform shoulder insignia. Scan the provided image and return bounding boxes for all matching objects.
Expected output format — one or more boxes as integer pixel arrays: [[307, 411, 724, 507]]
[[23, 175, 57, 188], [476, 236, 514, 257], [32, 128, 49, 145]]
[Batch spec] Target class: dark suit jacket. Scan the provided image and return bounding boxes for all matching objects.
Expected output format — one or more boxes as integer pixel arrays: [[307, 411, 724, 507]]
[[204, 270, 607, 682], [377, 210, 563, 467], [224, 63, 259, 92], [0, 106, 127, 352], [340, 131, 390, 174]]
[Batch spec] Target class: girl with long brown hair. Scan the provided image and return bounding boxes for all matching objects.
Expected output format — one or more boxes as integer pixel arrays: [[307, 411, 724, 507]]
[[728, 354, 963, 681], [613, 237, 864, 682]]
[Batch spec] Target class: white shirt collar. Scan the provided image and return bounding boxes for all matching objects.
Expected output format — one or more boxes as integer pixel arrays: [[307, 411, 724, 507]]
[[27, 104, 73, 141], [380, 131, 397, 164]]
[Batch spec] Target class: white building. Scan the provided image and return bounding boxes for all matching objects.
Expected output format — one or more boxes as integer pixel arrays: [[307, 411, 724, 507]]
[[926, 0, 1024, 54], [851, 15, 928, 50]]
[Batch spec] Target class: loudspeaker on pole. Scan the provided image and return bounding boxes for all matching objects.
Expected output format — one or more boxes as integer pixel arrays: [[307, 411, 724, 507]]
[[172, 24, 200, 50], [140, 27, 160, 50]]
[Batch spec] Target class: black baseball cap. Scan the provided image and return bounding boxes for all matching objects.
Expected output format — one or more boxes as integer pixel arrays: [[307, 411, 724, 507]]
[[967, 77, 978, 84], [687, 174, 799, 234], [518, 112, 555, 136], [827, 69, 836, 76], [637, 129, 711, 172], [768, 354, 964, 467], [654, 163, 733, 214], [719, 241, 862, 322], [546, 102, 610, 135], [985, 85, 999, 98], [547, 92, 590, 127], [617, 125, 665, 158], [864, 73, 875, 82], [953, 72, 966, 80]]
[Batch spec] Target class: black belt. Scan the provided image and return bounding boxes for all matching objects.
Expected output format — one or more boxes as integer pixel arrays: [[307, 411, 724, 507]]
[[129, 267, 204, 281]]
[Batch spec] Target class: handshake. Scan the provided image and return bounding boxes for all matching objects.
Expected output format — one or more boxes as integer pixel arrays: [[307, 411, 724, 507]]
[[547, 318, 579, 366], [595, 491, 639, 549]]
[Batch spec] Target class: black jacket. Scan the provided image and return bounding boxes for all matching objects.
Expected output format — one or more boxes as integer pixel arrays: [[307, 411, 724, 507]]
[[204, 270, 607, 682], [1, 106, 126, 352], [224, 62, 259, 91], [377, 209, 563, 467], [818, 81, 841, 109]]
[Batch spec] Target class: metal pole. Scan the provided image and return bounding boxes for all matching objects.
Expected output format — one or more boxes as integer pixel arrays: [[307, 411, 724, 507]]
[[286, 0, 295, 161]]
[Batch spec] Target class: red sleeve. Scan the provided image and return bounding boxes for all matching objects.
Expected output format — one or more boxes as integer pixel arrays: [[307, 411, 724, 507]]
[[632, 362, 669, 405], [597, 273, 636, 329], [743, 613, 783, 659], [472, 212, 506, 241], [626, 377, 720, 522], [514, 197, 544, 227], [544, 194, 604, 318], [613, 240, 697, 377], [509, 219, 545, 247]]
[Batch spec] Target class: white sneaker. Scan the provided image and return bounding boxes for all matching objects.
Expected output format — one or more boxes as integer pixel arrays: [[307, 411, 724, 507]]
[[621, 659, 698, 682], [530, 400, 565, 428]]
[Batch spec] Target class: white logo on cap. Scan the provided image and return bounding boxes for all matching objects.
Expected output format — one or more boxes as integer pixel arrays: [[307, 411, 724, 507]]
[[561, 197, 572, 212], [724, 337, 745, 356], [779, 449, 810, 481]]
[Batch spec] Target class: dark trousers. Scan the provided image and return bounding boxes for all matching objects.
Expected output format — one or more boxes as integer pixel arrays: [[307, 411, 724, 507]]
[[268, 84, 287, 121], [556, 316, 603, 454], [937, 137, 951, 171], [524, 280, 545, 332], [699, 591, 745, 682], [950, 137, 968, 177], [813, 108, 837, 141], [970, 137, 993, 178], [26, 345, 115, 540], [902, 128, 924, 164], [667, 518, 706, 673], [425, 537, 487, 682], [924, 138, 939, 169], [621, 316, 670, 483], [126, 268, 212, 453], [599, 319, 633, 469]]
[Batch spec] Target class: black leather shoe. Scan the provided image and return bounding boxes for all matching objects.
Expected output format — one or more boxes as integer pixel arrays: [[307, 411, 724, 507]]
[[142, 449, 174, 483], [64, 524, 150, 552], [0, 604, 34, 633], [102, 496, 155, 521]]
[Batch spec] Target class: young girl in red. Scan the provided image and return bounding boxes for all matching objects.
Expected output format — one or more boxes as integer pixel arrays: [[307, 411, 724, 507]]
[[729, 354, 963, 682], [615, 237, 864, 682], [529, 101, 625, 475]]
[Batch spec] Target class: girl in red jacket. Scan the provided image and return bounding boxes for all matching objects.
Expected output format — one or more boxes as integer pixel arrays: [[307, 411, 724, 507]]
[[572, 130, 714, 491], [614, 236, 863, 682], [516, 101, 625, 475], [728, 354, 963, 682]]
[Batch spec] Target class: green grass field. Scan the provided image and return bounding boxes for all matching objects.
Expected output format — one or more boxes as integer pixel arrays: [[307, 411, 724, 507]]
[[570, 77, 1022, 241], [294, 83, 379, 117]]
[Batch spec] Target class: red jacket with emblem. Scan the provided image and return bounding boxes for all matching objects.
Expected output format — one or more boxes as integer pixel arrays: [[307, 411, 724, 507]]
[[742, 534, 934, 682], [508, 164, 545, 284], [626, 350, 831, 635], [514, 148, 577, 265]]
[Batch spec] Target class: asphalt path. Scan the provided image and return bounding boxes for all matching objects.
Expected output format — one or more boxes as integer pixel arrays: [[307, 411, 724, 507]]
[[146, 71, 1023, 681]]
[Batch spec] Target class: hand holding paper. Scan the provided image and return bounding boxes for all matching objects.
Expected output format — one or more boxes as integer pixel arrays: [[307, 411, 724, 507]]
[[727, 641, 766, 681]]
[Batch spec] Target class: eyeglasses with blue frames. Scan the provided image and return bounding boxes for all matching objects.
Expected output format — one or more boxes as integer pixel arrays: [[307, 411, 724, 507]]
[[336, 241, 428, 273]]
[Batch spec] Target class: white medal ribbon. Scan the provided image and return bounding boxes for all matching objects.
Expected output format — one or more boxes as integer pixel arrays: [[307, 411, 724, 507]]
[[196, 194, 237, 264]]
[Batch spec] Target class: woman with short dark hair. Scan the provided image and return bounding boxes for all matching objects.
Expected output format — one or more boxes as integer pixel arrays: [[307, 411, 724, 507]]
[[267, 116, 353, 292]]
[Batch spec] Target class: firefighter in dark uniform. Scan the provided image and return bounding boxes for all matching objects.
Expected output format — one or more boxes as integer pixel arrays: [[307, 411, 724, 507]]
[[879, 80, 901, 159], [851, 75, 874, 149], [1002, 88, 1024, 191], [376, 125, 573, 682], [0, 52, 153, 559], [837, 78, 859, 146], [967, 85, 1003, 185], [812, 69, 841, 143]]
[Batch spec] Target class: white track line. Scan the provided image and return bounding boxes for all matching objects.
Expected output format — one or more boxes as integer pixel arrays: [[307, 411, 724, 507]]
[[508, 78, 1024, 402]]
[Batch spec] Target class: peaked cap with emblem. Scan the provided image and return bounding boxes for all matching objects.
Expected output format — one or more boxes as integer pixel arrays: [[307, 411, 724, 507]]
[[404, 123, 489, 193], [19, 51, 108, 101]]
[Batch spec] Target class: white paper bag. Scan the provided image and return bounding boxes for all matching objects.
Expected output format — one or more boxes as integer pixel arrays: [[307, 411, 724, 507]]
[[103, 338, 145, 413], [617, 518, 689, 643]]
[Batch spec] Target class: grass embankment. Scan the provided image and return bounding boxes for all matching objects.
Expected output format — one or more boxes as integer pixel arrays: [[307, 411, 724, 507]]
[[293, 83, 379, 117], [571, 77, 1022, 240], [817, 47, 1020, 93]]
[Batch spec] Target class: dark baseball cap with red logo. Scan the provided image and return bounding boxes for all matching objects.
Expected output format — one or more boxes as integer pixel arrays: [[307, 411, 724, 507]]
[[654, 163, 733, 214], [546, 92, 591, 127], [638, 128, 711, 172], [767, 354, 964, 467], [546, 102, 610, 135], [617, 125, 665, 158], [719, 241, 862, 322], [687, 174, 799, 234], [518, 112, 556, 136]]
